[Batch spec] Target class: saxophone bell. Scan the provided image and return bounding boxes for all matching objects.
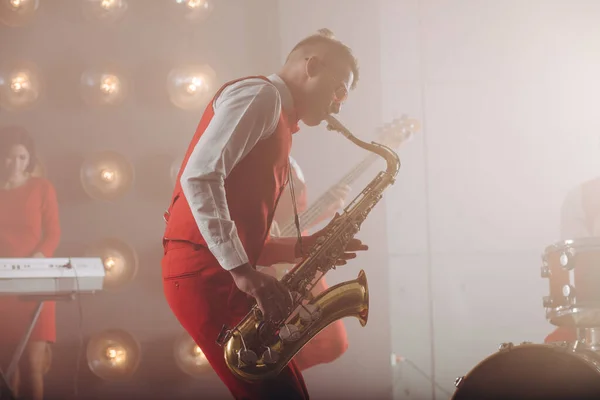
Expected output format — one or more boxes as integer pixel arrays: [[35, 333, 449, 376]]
[[220, 115, 401, 381]]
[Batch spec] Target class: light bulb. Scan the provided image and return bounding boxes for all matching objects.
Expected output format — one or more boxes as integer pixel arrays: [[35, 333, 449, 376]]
[[80, 69, 127, 107], [172, 0, 214, 21], [103, 256, 117, 270], [82, 0, 128, 23], [174, 332, 211, 376], [87, 329, 140, 381], [0, 0, 39, 27], [105, 345, 127, 365], [167, 65, 216, 110], [0, 64, 41, 111], [100, 169, 116, 182]]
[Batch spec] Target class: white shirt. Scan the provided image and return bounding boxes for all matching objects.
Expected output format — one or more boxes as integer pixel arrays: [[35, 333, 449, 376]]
[[180, 74, 296, 271]]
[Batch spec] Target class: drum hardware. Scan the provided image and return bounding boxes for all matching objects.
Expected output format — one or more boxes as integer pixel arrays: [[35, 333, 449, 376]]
[[573, 327, 600, 352], [453, 376, 463, 388], [541, 260, 551, 278], [498, 342, 513, 352], [541, 238, 600, 327]]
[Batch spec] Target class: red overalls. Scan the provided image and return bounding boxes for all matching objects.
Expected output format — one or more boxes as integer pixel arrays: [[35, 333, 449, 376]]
[[162, 76, 308, 399]]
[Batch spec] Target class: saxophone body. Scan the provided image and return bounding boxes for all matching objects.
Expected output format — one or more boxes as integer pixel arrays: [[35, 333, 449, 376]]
[[217, 116, 401, 381]]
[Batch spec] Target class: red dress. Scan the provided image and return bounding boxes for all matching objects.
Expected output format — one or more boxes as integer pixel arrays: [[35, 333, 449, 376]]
[[0, 177, 61, 344]]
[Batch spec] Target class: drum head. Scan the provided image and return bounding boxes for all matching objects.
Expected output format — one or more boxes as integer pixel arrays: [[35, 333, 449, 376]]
[[452, 344, 600, 400]]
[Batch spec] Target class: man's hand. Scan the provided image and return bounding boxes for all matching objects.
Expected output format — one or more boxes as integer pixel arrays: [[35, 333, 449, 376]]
[[230, 264, 293, 322], [296, 222, 369, 265], [31, 252, 45, 258]]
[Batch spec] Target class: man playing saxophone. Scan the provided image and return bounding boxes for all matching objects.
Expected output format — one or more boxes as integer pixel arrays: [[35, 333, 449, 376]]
[[161, 29, 367, 399]]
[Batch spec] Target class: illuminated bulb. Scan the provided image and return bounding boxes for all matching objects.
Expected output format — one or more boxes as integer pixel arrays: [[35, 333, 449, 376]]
[[0, 0, 39, 26], [85, 238, 137, 289], [192, 346, 207, 365], [80, 69, 127, 107], [104, 257, 117, 270], [82, 0, 128, 22], [0, 65, 41, 110], [105, 345, 127, 365], [167, 65, 216, 110], [101, 0, 116, 10], [100, 169, 116, 182], [186, 77, 203, 94], [172, 0, 213, 21], [99, 75, 119, 94], [10, 73, 30, 93]]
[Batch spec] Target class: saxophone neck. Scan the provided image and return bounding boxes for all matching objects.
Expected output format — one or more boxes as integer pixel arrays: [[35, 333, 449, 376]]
[[325, 115, 400, 178]]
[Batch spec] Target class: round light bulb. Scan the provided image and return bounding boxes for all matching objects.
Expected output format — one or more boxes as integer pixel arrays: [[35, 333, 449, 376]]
[[82, 0, 128, 22], [167, 65, 216, 110], [100, 169, 116, 182], [105, 345, 127, 365], [0, 64, 41, 111], [172, 0, 214, 21], [0, 0, 39, 27], [80, 69, 127, 107], [104, 257, 117, 270]]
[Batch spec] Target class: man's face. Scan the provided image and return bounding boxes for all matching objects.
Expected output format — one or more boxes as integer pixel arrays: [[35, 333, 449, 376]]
[[300, 56, 354, 127]]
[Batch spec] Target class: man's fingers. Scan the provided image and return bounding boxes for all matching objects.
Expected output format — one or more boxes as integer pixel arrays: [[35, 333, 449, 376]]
[[273, 282, 293, 314]]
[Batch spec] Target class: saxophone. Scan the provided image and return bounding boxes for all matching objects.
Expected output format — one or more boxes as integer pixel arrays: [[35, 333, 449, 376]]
[[216, 115, 401, 381]]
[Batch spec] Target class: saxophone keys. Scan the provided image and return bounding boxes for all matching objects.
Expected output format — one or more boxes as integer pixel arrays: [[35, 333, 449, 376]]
[[261, 347, 280, 364], [299, 304, 322, 323], [279, 324, 301, 342], [238, 349, 258, 366]]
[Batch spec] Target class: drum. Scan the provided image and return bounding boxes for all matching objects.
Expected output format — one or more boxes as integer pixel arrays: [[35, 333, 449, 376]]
[[542, 238, 600, 327], [452, 342, 600, 400]]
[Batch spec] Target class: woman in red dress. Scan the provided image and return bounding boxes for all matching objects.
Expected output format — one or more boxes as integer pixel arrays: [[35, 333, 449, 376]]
[[0, 126, 61, 400]]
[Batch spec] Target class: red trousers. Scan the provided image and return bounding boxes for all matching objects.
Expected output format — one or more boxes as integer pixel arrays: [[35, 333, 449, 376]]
[[162, 240, 309, 400]]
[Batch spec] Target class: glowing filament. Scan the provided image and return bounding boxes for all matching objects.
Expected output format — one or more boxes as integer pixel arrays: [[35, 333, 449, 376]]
[[186, 77, 203, 94], [100, 75, 119, 95], [105, 346, 127, 365], [10, 73, 30, 93], [100, 0, 117, 10], [104, 257, 117, 270], [100, 169, 116, 182]]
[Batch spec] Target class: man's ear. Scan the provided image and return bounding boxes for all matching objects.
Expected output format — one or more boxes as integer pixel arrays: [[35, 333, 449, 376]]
[[305, 56, 320, 79]]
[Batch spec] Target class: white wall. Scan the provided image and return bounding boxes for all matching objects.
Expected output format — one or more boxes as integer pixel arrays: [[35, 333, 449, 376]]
[[382, 0, 600, 398]]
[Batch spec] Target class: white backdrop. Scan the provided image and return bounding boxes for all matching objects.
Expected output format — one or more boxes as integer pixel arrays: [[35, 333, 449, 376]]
[[382, 0, 600, 398]]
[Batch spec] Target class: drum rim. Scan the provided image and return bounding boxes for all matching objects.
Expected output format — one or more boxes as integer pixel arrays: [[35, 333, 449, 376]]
[[453, 342, 600, 394], [547, 305, 600, 326]]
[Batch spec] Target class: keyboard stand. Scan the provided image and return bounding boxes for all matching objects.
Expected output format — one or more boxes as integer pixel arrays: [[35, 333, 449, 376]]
[[0, 294, 75, 400]]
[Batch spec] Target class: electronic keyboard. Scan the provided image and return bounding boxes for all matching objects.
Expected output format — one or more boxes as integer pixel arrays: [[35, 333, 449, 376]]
[[0, 257, 105, 295]]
